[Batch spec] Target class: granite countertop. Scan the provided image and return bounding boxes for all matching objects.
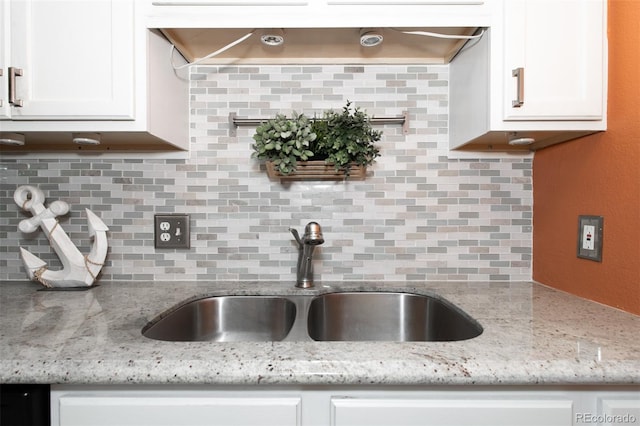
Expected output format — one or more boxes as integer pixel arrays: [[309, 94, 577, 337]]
[[1, 280, 638, 386]]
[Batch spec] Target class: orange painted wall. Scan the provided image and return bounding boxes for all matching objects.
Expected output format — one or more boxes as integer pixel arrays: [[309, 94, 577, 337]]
[[532, 0, 640, 315]]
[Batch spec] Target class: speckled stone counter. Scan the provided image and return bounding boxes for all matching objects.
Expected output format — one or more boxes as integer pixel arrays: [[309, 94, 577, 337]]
[[1, 281, 638, 386]]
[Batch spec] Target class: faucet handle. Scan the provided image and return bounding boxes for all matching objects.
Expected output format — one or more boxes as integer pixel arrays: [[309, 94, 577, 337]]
[[289, 227, 302, 245]]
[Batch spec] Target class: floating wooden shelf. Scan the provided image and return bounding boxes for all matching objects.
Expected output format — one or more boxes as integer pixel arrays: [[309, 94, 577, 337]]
[[266, 161, 366, 181]]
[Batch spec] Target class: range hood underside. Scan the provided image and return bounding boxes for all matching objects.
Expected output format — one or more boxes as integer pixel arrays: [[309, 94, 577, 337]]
[[161, 27, 480, 65]]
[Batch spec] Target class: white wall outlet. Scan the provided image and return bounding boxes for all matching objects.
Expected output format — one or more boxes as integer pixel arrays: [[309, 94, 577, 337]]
[[582, 225, 595, 250], [577, 215, 603, 262], [154, 214, 190, 249]]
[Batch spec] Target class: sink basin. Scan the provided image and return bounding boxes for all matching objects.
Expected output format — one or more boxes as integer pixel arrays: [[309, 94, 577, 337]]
[[142, 291, 482, 343], [142, 296, 296, 342], [306, 292, 482, 342]]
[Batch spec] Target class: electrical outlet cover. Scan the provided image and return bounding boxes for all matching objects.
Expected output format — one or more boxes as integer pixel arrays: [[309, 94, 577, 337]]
[[154, 214, 190, 249], [577, 215, 603, 262]]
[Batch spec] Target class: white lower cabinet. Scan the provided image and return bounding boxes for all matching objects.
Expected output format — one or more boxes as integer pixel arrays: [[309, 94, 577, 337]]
[[51, 386, 640, 426], [598, 396, 640, 426], [54, 390, 301, 426], [331, 398, 572, 426]]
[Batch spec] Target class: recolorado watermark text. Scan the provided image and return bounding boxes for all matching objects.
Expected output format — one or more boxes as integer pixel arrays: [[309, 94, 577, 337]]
[[576, 413, 638, 424]]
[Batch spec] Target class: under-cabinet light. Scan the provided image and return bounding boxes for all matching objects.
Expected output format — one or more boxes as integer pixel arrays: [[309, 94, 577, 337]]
[[260, 29, 285, 46], [360, 29, 383, 47], [0, 133, 26, 146], [72, 133, 101, 145], [508, 133, 535, 146]]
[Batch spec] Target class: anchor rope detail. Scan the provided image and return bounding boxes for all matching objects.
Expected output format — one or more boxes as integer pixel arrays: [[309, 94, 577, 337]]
[[84, 255, 105, 280], [33, 266, 52, 288]]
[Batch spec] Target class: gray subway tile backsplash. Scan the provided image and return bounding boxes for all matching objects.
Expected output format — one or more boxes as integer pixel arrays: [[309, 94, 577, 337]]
[[0, 65, 532, 283]]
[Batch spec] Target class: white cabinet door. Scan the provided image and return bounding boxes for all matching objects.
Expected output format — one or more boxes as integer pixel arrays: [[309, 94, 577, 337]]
[[0, 0, 9, 119], [331, 398, 573, 426], [56, 395, 301, 426], [151, 0, 306, 4], [1, 2, 188, 151], [326, 0, 482, 3], [502, 0, 605, 121], [598, 395, 640, 426], [8, 0, 134, 120], [449, 0, 606, 151]]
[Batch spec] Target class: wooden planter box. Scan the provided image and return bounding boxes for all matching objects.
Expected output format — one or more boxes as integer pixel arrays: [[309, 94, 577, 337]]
[[266, 160, 366, 181]]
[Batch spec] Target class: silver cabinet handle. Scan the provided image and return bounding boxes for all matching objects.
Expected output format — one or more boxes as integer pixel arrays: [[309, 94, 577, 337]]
[[8, 67, 23, 107], [0, 68, 3, 107], [511, 67, 524, 108]]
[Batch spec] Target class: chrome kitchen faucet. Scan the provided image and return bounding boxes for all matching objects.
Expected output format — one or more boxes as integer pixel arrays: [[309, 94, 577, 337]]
[[289, 222, 324, 288]]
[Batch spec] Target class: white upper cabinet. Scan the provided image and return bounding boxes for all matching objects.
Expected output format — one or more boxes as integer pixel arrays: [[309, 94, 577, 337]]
[[0, 0, 189, 152], [449, 0, 607, 151], [1, 0, 607, 152], [145, 1, 490, 65], [5, 0, 134, 120], [0, 0, 9, 119], [502, 0, 605, 121], [145, 1, 491, 31]]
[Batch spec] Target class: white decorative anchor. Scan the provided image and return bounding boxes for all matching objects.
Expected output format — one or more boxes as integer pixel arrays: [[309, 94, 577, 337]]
[[14, 185, 109, 288]]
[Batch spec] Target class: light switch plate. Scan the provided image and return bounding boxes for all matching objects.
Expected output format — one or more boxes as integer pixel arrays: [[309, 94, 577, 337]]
[[154, 214, 190, 249], [577, 215, 603, 262]]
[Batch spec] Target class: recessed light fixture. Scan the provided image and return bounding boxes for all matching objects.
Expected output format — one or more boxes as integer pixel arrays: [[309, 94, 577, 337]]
[[360, 29, 383, 47], [0, 133, 26, 146], [72, 132, 101, 145], [260, 29, 285, 46]]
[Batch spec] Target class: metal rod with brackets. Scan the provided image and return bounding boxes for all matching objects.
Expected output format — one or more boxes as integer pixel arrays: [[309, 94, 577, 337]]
[[228, 111, 409, 137]]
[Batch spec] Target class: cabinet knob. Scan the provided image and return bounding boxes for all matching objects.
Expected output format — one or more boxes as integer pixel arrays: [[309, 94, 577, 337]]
[[8, 67, 24, 108], [512, 67, 524, 108]]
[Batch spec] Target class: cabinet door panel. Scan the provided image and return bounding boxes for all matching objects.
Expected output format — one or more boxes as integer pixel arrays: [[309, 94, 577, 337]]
[[503, 0, 604, 121], [152, 0, 307, 4], [0, 0, 8, 119], [599, 397, 640, 426], [326, 1, 483, 3], [57, 396, 301, 426], [331, 398, 573, 426], [9, 0, 134, 120]]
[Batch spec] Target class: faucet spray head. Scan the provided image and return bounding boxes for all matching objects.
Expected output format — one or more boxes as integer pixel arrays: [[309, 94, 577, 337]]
[[303, 222, 324, 245]]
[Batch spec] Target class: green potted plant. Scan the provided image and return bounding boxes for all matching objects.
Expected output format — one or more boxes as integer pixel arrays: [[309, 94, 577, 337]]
[[251, 101, 382, 180], [251, 112, 316, 175], [314, 101, 382, 176]]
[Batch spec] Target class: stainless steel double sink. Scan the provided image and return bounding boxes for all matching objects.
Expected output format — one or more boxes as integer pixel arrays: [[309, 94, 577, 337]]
[[142, 292, 483, 343]]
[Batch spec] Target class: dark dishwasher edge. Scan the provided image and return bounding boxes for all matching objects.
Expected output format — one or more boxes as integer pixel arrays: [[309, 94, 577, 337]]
[[0, 384, 50, 426]]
